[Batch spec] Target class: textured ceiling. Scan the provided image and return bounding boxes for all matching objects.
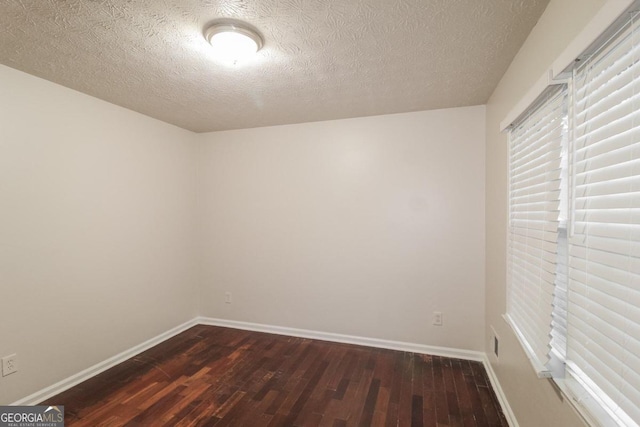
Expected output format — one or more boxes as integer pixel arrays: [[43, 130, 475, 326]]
[[0, 0, 549, 133]]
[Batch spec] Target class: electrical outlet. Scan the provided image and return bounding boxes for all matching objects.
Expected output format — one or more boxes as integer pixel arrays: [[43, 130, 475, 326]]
[[433, 311, 443, 326], [225, 292, 232, 304], [2, 354, 18, 376]]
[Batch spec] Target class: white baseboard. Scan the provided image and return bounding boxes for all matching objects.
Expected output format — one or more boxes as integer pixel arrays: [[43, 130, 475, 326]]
[[196, 316, 485, 362], [201, 317, 520, 423], [482, 355, 519, 427], [11, 318, 198, 406], [12, 315, 516, 427]]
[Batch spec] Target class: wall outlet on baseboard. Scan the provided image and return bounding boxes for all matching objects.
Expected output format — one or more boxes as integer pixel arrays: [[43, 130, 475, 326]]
[[224, 292, 232, 304], [2, 354, 18, 376]]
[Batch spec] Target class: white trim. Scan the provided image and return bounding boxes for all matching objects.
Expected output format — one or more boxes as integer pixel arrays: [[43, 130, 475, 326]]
[[500, 70, 554, 132], [560, 368, 637, 427], [551, 0, 636, 79], [499, 0, 638, 133], [548, 377, 610, 427], [502, 314, 552, 379], [196, 316, 484, 361], [10, 318, 198, 406], [200, 317, 520, 424], [483, 355, 520, 427]]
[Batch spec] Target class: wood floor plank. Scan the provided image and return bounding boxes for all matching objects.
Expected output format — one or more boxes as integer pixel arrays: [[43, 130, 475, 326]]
[[397, 352, 414, 426], [451, 360, 476, 427], [42, 325, 509, 427], [432, 356, 450, 426], [421, 355, 437, 427], [443, 357, 463, 427], [383, 347, 404, 426]]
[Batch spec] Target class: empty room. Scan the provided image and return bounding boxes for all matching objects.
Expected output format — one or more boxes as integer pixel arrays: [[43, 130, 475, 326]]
[[1, 0, 639, 426]]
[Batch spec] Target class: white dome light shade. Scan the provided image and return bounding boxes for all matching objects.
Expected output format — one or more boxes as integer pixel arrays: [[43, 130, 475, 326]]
[[204, 23, 263, 63]]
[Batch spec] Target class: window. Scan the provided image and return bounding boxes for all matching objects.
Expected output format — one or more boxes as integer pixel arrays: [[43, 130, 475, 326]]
[[505, 9, 640, 426], [506, 86, 568, 377], [564, 13, 640, 426]]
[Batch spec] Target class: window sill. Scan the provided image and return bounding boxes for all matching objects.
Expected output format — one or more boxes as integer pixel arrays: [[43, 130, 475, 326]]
[[502, 313, 552, 379], [551, 377, 625, 427]]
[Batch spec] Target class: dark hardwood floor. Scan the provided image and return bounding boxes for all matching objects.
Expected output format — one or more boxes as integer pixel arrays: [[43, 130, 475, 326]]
[[43, 325, 508, 426]]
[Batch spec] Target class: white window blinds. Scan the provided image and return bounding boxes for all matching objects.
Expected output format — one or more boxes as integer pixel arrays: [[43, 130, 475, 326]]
[[566, 14, 640, 426], [507, 86, 568, 375]]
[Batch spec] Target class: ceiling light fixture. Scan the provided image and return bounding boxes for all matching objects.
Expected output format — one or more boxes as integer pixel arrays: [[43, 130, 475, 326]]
[[204, 21, 263, 64]]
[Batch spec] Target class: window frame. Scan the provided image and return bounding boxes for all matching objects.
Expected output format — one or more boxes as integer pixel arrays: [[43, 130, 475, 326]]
[[501, 3, 640, 426]]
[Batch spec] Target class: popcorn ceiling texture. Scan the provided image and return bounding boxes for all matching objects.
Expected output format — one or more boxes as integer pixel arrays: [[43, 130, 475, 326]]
[[0, 0, 548, 132]]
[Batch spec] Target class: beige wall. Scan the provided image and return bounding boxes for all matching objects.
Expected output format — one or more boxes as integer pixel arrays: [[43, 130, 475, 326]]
[[0, 64, 199, 404], [197, 106, 486, 351], [484, 0, 606, 426]]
